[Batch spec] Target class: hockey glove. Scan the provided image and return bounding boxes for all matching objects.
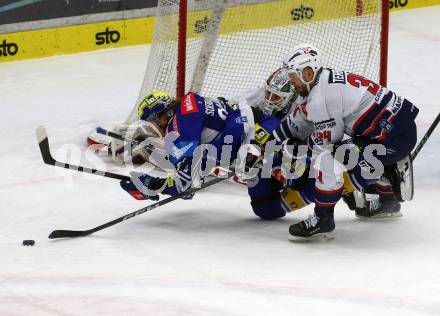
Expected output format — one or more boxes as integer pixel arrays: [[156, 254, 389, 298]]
[[169, 157, 196, 200], [235, 141, 263, 181], [120, 171, 167, 201]]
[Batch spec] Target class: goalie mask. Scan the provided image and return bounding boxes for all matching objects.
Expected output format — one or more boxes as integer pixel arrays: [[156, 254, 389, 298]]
[[137, 91, 176, 129], [282, 44, 322, 93], [263, 68, 298, 115]]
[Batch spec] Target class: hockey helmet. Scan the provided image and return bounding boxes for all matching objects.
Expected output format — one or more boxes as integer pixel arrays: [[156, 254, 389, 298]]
[[263, 68, 298, 115], [137, 91, 176, 125], [283, 44, 322, 88]]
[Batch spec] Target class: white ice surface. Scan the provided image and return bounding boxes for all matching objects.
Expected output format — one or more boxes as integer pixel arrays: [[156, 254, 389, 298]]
[[1, 7, 440, 316]]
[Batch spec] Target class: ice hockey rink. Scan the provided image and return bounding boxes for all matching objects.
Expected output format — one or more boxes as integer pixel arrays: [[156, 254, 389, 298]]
[[1, 6, 440, 316]]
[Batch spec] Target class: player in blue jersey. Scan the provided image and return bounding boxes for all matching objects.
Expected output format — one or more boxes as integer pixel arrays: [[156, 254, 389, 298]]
[[119, 90, 281, 201]]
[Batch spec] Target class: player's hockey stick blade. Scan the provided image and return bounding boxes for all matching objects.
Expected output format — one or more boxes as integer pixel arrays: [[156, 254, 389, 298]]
[[411, 112, 440, 161], [48, 175, 227, 239], [36, 125, 130, 181]]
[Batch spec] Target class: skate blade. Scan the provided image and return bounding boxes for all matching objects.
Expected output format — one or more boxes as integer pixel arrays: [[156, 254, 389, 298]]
[[355, 211, 403, 219], [288, 231, 335, 242]]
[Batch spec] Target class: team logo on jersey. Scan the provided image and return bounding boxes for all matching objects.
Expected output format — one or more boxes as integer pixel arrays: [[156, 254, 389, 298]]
[[314, 119, 336, 130], [292, 105, 301, 118], [181, 93, 199, 115], [292, 101, 308, 117], [235, 116, 248, 124], [254, 124, 270, 145], [227, 101, 239, 111], [328, 70, 346, 84], [391, 96, 403, 115], [379, 119, 394, 133], [375, 87, 385, 102], [204, 99, 216, 117], [300, 102, 308, 116]]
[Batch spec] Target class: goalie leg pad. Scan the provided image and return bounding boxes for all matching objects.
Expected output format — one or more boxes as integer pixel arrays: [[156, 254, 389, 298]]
[[384, 156, 414, 202], [381, 121, 417, 202]]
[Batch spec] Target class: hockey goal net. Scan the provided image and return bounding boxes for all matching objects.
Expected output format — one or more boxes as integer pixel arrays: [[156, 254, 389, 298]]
[[126, 0, 388, 123]]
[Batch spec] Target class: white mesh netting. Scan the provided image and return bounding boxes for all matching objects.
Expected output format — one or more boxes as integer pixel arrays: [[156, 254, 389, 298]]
[[127, 0, 384, 122]]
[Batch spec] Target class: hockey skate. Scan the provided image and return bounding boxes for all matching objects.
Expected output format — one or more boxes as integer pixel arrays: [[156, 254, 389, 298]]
[[355, 194, 402, 218], [288, 213, 335, 241]]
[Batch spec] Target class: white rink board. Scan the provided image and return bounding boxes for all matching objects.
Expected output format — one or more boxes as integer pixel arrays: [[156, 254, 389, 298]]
[[0, 7, 440, 316]]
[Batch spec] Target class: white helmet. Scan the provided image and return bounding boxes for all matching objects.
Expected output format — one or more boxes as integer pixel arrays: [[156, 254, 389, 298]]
[[283, 44, 322, 92], [263, 68, 298, 115]]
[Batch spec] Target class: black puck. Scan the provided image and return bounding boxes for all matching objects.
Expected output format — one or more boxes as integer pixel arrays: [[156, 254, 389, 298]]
[[22, 240, 35, 246]]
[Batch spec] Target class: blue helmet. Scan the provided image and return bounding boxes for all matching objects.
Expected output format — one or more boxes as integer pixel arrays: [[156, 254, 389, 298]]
[[137, 91, 176, 124]]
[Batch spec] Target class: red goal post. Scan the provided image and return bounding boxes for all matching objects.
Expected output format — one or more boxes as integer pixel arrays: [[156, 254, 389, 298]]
[[126, 0, 389, 123]]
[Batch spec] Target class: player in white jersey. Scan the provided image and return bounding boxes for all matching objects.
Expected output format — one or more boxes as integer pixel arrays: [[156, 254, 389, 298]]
[[273, 44, 419, 240], [232, 69, 386, 220]]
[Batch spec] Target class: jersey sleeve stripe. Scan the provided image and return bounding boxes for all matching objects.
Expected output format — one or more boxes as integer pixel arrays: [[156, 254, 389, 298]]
[[361, 107, 389, 137], [352, 102, 378, 133], [315, 185, 344, 195]]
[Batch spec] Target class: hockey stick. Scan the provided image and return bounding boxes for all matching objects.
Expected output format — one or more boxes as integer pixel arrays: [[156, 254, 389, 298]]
[[36, 126, 130, 181], [96, 126, 127, 142], [95, 126, 160, 156], [96, 126, 160, 144], [48, 174, 229, 239], [410, 112, 440, 161]]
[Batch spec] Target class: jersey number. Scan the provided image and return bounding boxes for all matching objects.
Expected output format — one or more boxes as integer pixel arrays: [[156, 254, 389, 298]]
[[314, 130, 332, 143], [347, 73, 380, 95]]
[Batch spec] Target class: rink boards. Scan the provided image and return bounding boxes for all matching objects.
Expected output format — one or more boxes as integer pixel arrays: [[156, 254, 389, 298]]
[[0, 0, 438, 63]]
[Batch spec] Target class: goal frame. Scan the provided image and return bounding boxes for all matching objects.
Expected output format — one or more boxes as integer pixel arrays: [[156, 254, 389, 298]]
[[174, 0, 389, 100]]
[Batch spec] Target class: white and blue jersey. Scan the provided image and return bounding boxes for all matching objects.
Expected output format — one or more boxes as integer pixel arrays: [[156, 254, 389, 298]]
[[274, 68, 419, 147], [163, 92, 281, 195], [272, 68, 419, 218], [165, 92, 256, 165]]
